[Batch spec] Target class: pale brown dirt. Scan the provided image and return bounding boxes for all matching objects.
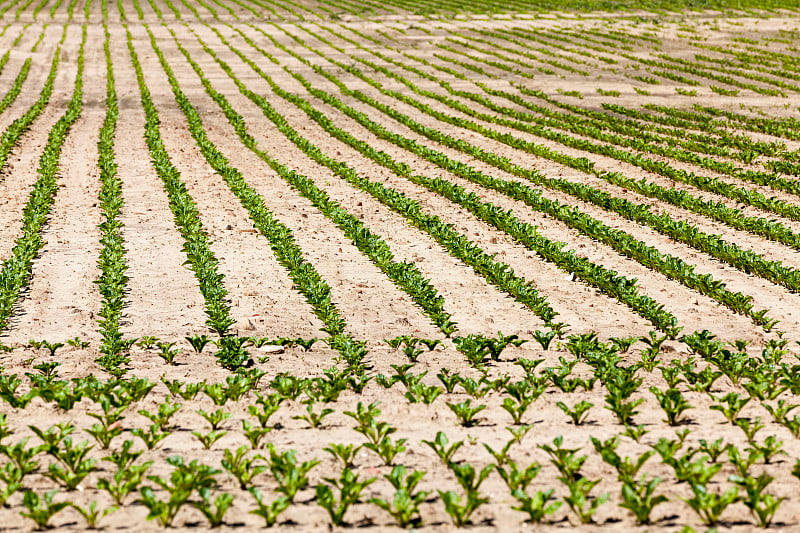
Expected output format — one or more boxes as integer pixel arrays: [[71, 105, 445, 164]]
[[5, 6, 800, 533]]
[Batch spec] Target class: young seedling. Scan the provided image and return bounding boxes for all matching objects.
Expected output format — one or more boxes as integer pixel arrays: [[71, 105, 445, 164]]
[[539, 436, 586, 483], [191, 488, 233, 528], [452, 335, 492, 369], [45, 438, 97, 490], [293, 337, 319, 351], [97, 461, 153, 505], [684, 483, 740, 526], [192, 429, 227, 450], [137, 336, 159, 349], [764, 399, 799, 424], [512, 488, 561, 523], [557, 400, 594, 425], [422, 431, 463, 465], [139, 456, 220, 527], [85, 398, 125, 449], [138, 398, 181, 431], [457, 377, 494, 398], [436, 369, 461, 393], [364, 433, 407, 466], [483, 427, 528, 466], [451, 461, 493, 494], [131, 425, 169, 450], [33, 361, 61, 381], [265, 445, 319, 501], [447, 399, 486, 427], [693, 438, 730, 463], [563, 476, 609, 524], [730, 473, 785, 528], [197, 409, 231, 431], [30, 422, 75, 452], [214, 337, 253, 370], [185, 334, 213, 354], [102, 440, 143, 470], [439, 489, 488, 527], [728, 446, 762, 478], [495, 461, 541, 491], [405, 382, 443, 404], [324, 443, 361, 469], [402, 338, 424, 363], [1, 437, 44, 477], [686, 367, 724, 394], [370, 465, 429, 528], [0, 462, 23, 506], [345, 401, 382, 432], [650, 386, 693, 425], [316, 468, 375, 526], [307, 368, 349, 403], [221, 445, 266, 489], [605, 394, 644, 426], [20, 489, 69, 529], [710, 392, 750, 424], [749, 435, 786, 464], [241, 420, 271, 449], [623, 424, 649, 443], [619, 476, 668, 525], [40, 341, 65, 357], [516, 358, 546, 375], [0, 375, 38, 408], [155, 342, 179, 365], [249, 488, 290, 527], [420, 338, 442, 351], [248, 392, 282, 428], [591, 436, 653, 484], [441, 462, 493, 526], [293, 400, 334, 429], [347, 372, 371, 394], [610, 336, 638, 353], [70, 500, 118, 529], [270, 373, 305, 400], [171, 380, 205, 400], [532, 329, 557, 350], [0, 414, 12, 444]]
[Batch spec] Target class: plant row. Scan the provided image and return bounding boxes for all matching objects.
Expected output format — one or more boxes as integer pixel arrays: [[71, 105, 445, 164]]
[[131, 23, 371, 371], [0, 25, 77, 334], [94, 18, 129, 374]]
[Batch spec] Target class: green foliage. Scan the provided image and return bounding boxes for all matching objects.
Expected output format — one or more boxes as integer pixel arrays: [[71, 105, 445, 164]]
[[20, 489, 69, 529], [447, 399, 486, 427], [619, 476, 668, 524], [370, 465, 429, 528], [557, 400, 594, 425], [249, 488, 290, 527], [316, 468, 375, 526]]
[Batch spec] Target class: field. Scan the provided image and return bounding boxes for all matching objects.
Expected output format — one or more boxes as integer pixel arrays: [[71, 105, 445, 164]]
[[4, 0, 800, 530]]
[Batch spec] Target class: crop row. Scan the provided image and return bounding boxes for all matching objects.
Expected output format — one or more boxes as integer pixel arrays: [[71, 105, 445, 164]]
[[164, 24, 459, 338], [0, 25, 75, 334], [94, 19, 129, 373], [3, 325, 800, 528], [127, 17, 373, 371], [242, 22, 780, 330]]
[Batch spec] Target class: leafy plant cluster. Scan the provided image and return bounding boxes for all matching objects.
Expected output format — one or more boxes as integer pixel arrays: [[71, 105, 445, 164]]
[[0, 24, 82, 336]]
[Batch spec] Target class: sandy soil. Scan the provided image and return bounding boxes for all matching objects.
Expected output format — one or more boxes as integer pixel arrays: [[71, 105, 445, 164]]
[[3, 2, 800, 532]]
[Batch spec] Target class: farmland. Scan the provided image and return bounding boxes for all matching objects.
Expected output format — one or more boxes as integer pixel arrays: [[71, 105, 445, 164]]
[[4, 0, 800, 529]]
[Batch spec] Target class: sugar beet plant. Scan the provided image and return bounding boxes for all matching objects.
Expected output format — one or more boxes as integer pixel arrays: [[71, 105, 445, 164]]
[[166, 25, 460, 339], [94, 21, 131, 374], [137, 24, 373, 371], [125, 25, 236, 347], [0, 25, 81, 336]]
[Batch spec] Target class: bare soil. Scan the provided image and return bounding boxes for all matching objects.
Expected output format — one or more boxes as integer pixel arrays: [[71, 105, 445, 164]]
[[2, 2, 800, 532]]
